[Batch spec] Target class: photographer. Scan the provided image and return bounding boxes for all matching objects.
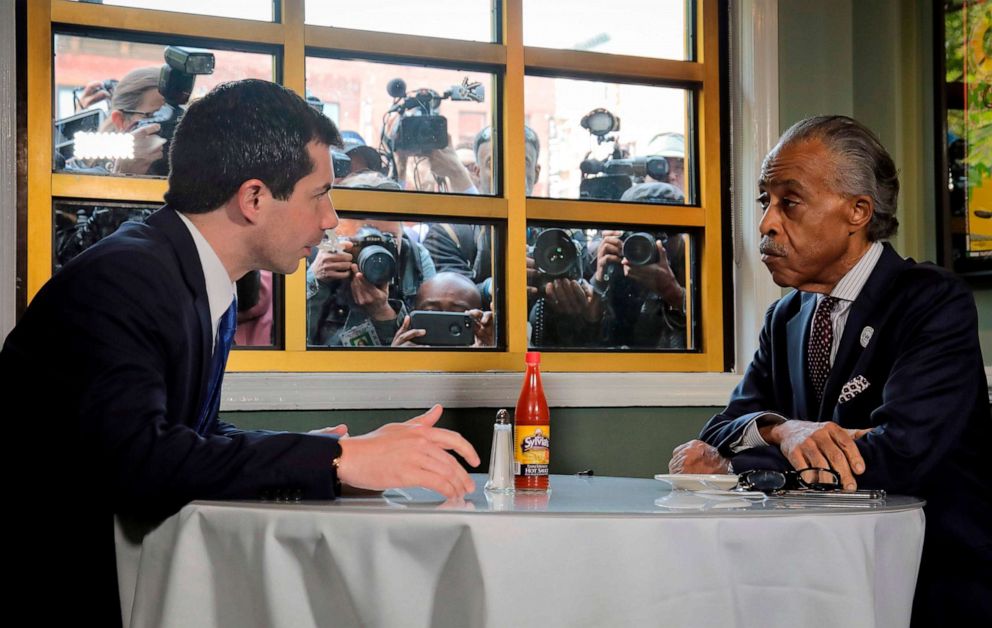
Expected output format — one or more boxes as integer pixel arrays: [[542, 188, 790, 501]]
[[67, 67, 167, 175], [391, 272, 494, 348], [307, 193, 436, 346], [590, 182, 688, 349], [421, 126, 542, 303]]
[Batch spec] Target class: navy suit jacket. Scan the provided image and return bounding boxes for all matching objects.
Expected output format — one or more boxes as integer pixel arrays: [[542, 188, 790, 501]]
[[2, 207, 342, 624], [700, 243, 991, 621]]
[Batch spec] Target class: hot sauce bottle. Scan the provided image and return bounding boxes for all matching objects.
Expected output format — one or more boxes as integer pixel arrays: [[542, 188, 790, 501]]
[[514, 351, 550, 491]]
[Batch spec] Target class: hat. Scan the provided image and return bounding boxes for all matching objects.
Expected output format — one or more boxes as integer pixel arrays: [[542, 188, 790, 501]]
[[647, 132, 685, 159], [340, 130, 386, 174], [620, 181, 685, 204]]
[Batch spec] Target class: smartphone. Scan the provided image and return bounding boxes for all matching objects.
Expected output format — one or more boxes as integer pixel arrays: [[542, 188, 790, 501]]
[[408, 311, 474, 346]]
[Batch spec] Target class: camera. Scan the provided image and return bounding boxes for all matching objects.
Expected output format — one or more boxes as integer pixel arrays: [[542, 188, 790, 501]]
[[601, 231, 669, 284], [383, 76, 485, 156], [348, 226, 399, 285], [133, 46, 216, 175], [530, 228, 585, 284], [55, 205, 154, 270], [577, 107, 671, 201]]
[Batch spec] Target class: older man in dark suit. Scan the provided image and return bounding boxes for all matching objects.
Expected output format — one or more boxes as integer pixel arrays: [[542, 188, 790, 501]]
[[669, 116, 991, 625], [1, 79, 478, 625]]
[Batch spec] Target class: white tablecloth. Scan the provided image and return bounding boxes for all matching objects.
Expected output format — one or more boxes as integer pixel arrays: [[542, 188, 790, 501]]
[[116, 475, 925, 628]]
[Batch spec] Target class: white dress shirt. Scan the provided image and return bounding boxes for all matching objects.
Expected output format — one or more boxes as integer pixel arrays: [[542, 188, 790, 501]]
[[176, 211, 237, 352]]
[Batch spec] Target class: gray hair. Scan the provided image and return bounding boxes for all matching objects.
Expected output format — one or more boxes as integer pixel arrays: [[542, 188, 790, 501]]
[[775, 115, 899, 240]]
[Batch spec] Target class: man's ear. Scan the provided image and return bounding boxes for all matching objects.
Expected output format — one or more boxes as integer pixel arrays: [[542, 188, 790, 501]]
[[849, 195, 873, 234], [110, 110, 127, 131], [237, 179, 267, 225]]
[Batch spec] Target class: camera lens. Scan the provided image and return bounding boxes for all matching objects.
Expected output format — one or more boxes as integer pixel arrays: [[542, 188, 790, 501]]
[[622, 232, 659, 266], [357, 245, 396, 285], [533, 228, 578, 277], [449, 323, 463, 336]]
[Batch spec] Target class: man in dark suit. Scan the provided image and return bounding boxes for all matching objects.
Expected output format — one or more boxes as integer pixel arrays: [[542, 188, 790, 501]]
[[1, 79, 478, 624], [668, 116, 991, 625]]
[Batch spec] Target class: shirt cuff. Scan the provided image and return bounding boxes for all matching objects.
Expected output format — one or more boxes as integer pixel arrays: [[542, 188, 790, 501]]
[[728, 412, 787, 453]]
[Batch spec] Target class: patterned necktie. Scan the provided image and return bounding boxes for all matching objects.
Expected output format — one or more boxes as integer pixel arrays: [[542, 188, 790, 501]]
[[195, 299, 237, 435], [808, 296, 839, 405]]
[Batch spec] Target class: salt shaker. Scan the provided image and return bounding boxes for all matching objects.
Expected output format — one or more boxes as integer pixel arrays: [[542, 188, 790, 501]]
[[485, 409, 514, 492]]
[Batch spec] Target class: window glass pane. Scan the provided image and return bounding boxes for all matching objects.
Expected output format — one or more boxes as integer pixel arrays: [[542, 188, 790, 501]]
[[526, 223, 698, 351], [523, 0, 690, 61], [54, 34, 275, 177], [524, 75, 693, 204], [307, 213, 501, 349], [53, 201, 279, 347], [307, 56, 496, 196], [305, 1, 493, 43], [66, 0, 275, 22]]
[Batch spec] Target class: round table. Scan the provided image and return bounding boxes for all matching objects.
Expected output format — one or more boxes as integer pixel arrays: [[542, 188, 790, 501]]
[[116, 474, 925, 628]]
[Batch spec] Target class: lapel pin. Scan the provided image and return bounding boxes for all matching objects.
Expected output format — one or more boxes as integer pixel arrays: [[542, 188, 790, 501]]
[[860, 326, 874, 348]]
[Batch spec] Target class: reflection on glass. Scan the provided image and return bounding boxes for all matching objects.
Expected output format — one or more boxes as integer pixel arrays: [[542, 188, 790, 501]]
[[305, 1, 493, 42], [54, 35, 273, 177], [67, 0, 274, 21], [524, 75, 692, 203], [307, 57, 496, 195], [54, 201, 157, 272], [53, 201, 278, 347], [526, 220, 697, 351], [523, 0, 689, 60], [307, 215, 498, 349]]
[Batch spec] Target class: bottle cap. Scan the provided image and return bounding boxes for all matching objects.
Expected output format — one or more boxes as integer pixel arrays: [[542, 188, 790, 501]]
[[525, 351, 541, 365]]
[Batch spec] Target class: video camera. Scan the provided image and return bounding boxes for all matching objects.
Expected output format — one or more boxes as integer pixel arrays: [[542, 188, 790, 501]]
[[133, 46, 216, 175], [578, 108, 670, 201], [382, 76, 485, 157]]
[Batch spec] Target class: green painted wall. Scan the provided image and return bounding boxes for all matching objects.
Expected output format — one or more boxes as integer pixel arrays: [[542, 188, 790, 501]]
[[221, 406, 718, 478]]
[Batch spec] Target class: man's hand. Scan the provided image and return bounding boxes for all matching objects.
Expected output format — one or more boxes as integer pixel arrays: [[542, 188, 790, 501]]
[[335, 405, 481, 499], [114, 124, 166, 175], [391, 315, 427, 347], [594, 231, 623, 283], [76, 80, 112, 111], [624, 240, 684, 308], [669, 439, 732, 474], [545, 279, 600, 323], [468, 309, 494, 347], [350, 265, 396, 321], [526, 256, 539, 297], [763, 420, 869, 491], [309, 241, 354, 283], [427, 138, 474, 192], [309, 424, 349, 437]]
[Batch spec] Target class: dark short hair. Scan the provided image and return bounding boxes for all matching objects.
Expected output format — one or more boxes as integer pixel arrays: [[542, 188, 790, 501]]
[[774, 115, 899, 240], [164, 79, 342, 213]]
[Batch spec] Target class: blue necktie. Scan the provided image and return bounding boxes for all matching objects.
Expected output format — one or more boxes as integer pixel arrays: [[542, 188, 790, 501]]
[[195, 299, 237, 435]]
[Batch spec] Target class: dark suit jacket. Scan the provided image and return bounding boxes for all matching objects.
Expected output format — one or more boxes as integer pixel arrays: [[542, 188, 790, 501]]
[[700, 243, 991, 623], [2, 207, 342, 625]]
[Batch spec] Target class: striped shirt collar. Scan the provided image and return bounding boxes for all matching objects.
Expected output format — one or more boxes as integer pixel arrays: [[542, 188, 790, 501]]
[[822, 241, 884, 303]]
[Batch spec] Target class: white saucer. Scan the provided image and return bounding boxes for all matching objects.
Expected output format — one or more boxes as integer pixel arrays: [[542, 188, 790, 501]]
[[654, 474, 739, 491]]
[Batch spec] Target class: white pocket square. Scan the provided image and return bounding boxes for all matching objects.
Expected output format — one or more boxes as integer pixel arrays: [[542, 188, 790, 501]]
[[838, 375, 870, 404]]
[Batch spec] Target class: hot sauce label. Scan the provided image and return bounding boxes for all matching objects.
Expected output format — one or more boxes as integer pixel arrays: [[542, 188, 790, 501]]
[[515, 425, 550, 465]]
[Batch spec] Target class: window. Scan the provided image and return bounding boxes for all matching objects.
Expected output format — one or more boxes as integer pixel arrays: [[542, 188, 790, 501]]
[[25, 0, 725, 373]]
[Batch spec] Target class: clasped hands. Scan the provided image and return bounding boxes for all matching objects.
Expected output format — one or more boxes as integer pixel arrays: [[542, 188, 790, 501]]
[[669, 420, 872, 491]]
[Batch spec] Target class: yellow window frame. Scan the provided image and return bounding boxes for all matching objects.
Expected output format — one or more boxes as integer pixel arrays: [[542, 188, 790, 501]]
[[26, 0, 725, 373]]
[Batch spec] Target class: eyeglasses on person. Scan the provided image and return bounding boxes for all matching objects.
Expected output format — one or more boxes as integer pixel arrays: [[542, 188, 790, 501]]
[[735, 467, 841, 493]]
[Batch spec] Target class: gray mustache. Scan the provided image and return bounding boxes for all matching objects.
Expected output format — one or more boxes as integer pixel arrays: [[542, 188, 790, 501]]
[[759, 238, 786, 256]]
